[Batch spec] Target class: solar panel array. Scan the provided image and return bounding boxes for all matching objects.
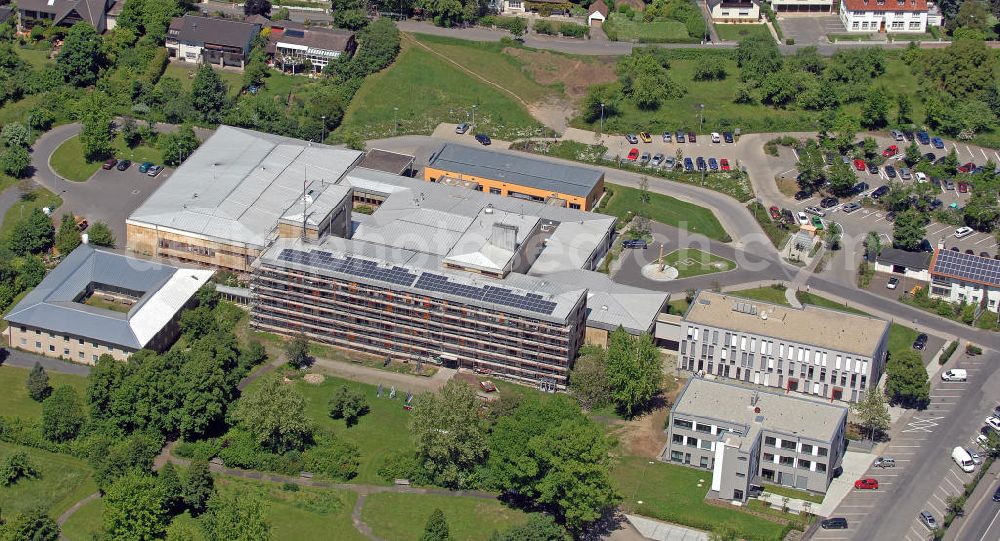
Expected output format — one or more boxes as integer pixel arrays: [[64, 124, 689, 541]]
[[415, 273, 557, 315], [277, 249, 418, 287], [932, 249, 1000, 286]]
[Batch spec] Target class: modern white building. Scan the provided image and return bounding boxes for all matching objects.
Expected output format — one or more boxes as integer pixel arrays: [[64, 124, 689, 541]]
[[839, 0, 929, 33], [679, 291, 891, 403], [929, 248, 1000, 312], [166, 14, 261, 69], [707, 0, 761, 22]]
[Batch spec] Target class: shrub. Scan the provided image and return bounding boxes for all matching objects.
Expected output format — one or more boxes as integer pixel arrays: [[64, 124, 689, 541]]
[[1, 451, 39, 486], [173, 438, 222, 461], [938, 341, 958, 365], [558, 22, 589, 38], [966, 344, 983, 356], [378, 451, 431, 485], [534, 20, 555, 35], [302, 438, 360, 481]]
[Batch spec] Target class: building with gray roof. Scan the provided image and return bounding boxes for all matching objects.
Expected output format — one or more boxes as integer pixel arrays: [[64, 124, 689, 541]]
[[4, 244, 214, 363], [18, 0, 115, 33], [664, 377, 848, 502], [166, 14, 262, 68]]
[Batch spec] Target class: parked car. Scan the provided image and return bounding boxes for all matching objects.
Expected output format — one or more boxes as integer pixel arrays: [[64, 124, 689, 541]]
[[945, 180, 956, 190], [919, 511, 938, 530], [941, 369, 967, 381], [958, 182, 969, 193], [966, 447, 982, 465], [696, 156, 706, 171], [455, 122, 470, 134], [854, 478, 879, 490], [811, 215, 824, 229], [622, 239, 648, 249], [955, 226, 974, 238], [723, 132, 734, 143], [794, 190, 812, 201], [662, 132, 672, 143], [886, 211, 896, 223], [688, 132, 697, 142], [959, 162, 976, 173], [915, 172, 928, 183], [627, 148, 639, 161], [651, 153, 664, 167], [711, 132, 721, 143], [708, 157, 718, 171], [867, 162, 879, 174], [903, 131, 915, 142], [683, 157, 693, 171], [912, 333, 928, 350], [993, 487, 1000, 503], [871, 185, 889, 199], [138, 161, 154, 173], [986, 416, 1000, 432], [805, 206, 825, 217], [796, 212, 810, 225], [873, 456, 895, 468], [147, 165, 163, 177], [899, 167, 912, 181], [853, 159, 866, 171], [842, 202, 861, 213], [885, 165, 897, 178], [820, 197, 839, 209], [891, 130, 904, 141], [625, 133, 639, 144], [929, 199, 943, 211], [883, 145, 899, 157], [116, 159, 132, 171], [821, 518, 848, 530], [102, 158, 118, 170], [639, 131, 652, 143], [769, 206, 781, 220], [663, 157, 676, 169], [917, 131, 930, 145], [923, 152, 936, 162], [639, 152, 651, 164], [887, 277, 899, 290], [676, 131, 685, 143], [475, 134, 491, 145], [853, 182, 870, 194], [720, 158, 731, 171], [932, 136, 945, 149]]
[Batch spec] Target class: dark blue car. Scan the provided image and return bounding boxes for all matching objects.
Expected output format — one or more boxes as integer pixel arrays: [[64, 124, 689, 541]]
[[917, 131, 930, 145], [475, 134, 491, 146], [696, 157, 706, 171], [932, 136, 945, 149], [683, 157, 693, 171]]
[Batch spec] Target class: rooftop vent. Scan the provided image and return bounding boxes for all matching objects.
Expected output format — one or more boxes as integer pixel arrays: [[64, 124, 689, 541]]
[[698, 299, 711, 305], [601, 305, 608, 311], [732, 302, 757, 315]]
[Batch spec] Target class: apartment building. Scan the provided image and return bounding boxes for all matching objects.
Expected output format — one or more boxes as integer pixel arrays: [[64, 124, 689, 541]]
[[928, 247, 1000, 313], [839, 0, 929, 33], [679, 291, 890, 403], [664, 378, 848, 501]]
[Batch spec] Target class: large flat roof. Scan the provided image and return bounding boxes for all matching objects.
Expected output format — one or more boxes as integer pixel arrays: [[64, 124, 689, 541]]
[[5, 245, 213, 349], [683, 291, 888, 357], [127, 125, 362, 249], [426, 144, 603, 198], [674, 378, 847, 443]]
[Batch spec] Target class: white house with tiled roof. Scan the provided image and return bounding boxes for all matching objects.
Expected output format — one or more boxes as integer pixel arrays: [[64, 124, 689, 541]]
[[839, 0, 929, 33]]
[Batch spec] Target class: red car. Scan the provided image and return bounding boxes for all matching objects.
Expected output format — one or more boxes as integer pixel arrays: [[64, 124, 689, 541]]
[[854, 478, 879, 490], [958, 182, 969, 193], [853, 159, 866, 171], [882, 145, 898, 157], [102, 158, 118, 170], [959, 162, 976, 173], [769, 206, 781, 220], [720, 158, 731, 171], [627, 148, 639, 161]]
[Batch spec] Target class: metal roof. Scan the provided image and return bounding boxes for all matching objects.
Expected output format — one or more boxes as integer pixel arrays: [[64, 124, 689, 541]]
[[4, 245, 213, 349], [877, 247, 931, 271], [930, 248, 1000, 287], [427, 144, 603, 198]]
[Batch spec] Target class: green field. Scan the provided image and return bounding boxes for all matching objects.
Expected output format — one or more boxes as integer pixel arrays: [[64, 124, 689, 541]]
[[661, 248, 736, 278], [15, 47, 53, 69], [60, 496, 103, 541], [339, 34, 548, 141], [163, 63, 245, 97], [612, 456, 790, 540], [0, 93, 47, 127], [0, 441, 97, 518], [361, 492, 528, 541], [0, 365, 89, 420], [761, 483, 824, 504], [0, 187, 61, 243], [715, 24, 772, 42], [728, 285, 789, 305], [604, 14, 696, 43], [49, 134, 165, 182], [599, 183, 729, 241]]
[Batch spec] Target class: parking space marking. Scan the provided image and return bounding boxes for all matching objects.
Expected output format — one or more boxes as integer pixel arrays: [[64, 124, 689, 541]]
[[944, 476, 961, 493], [932, 493, 949, 507], [903, 416, 943, 433], [975, 235, 995, 245]]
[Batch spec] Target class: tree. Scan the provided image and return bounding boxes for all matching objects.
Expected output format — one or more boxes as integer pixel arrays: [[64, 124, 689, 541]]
[[183, 460, 215, 516], [955, 0, 990, 30], [904, 141, 922, 167], [190, 64, 228, 122], [861, 87, 891, 129], [0, 507, 60, 541], [86, 221, 116, 248], [827, 161, 857, 197], [243, 0, 272, 16], [9, 208, 54, 256], [569, 347, 610, 410], [896, 93, 913, 125], [79, 110, 114, 161], [410, 380, 487, 488], [230, 374, 313, 453], [851, 386, 890, 440], [605, 327, 662, 418], [273, 6, 291, 20], [1, 122, 29, 149], [963, 192, 1000, 231], [158, 462, 184, 516], [160, 125, 200, 166], [885, 350, 930, 408], [26, 362, 51, 401], [204, 492, 270, 541], [285, 332, 311, 369], [56, 23, 103, 87], [0, 145, 31, 178], [0, 451, 38, 486], [120, 117, 140, 148], [734, 34, 782, 85], [892, 209, 928, 251], [328, 386, 369, 427], [420, 509, 451, 541], [55, 214, 81, 256], [41, 385, 85, 442], [16, 255, 46, 291], [489, 514, 569, 541], [103, 470, 168, 541], [945, 494, 967, 517]]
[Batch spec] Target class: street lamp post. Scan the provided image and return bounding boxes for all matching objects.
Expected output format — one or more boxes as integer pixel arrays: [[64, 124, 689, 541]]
[[321, 115, 326, 143], [600, 102, 605, 134], [394, 107, 399, 136], [472, 104, 477, 130], [699, 104, 705, 133]]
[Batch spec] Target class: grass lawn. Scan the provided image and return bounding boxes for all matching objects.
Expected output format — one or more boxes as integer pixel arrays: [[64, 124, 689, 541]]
[[715, 24, 771, 42], [761, 483, 824, 504], [599, 183, 729, 242], [604, 14, 695, 43], [727, 285, 789, 305], [0, 94, 46, 127], [49, 134, 164, 182], [667, 298, 689, 315], [0, 441, 97, 518], [611, 456, 789, 540], [0, 365, 88, 420], [887, 323, 919, 359], [661, 248, 735, 278], [163, 63, 245, 97], [0, 187, 61, 242], [339, 34, 548, 141], [59, 495, 103, 541], [361, 493, 529, 541], [15, 47, 53, 69]]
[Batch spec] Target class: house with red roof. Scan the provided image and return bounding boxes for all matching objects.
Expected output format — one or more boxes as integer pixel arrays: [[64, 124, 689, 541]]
[[839, 0, 929, 33]]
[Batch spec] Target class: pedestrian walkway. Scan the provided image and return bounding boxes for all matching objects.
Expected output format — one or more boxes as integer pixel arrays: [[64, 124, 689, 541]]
[[625, 514, 708, 541]]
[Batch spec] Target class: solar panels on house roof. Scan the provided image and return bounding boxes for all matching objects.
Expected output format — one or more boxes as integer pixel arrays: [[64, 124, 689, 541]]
[[932, 249, 1000, 287]]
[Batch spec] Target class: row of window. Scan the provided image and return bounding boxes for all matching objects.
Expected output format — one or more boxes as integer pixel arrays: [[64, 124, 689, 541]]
[[764, 436, 829, 456], [681, 357, 867, 390], [850, 20, 922, 30], [763, 452, 828, 473], [684, 328, 876, 372]]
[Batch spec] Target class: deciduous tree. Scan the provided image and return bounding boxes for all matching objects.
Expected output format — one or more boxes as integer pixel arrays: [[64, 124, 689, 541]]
[[420, 509, 451, 541], [410, 380, 487, 488], [861, 87, 891, 129], [885, 350, 930, 408], [328, 386, 369, 427], [851, 386, 890, 440], [9, 208, 54, 256], [569, 347, 610, 410], [183, 460, 215, 516], [103, 469, 168, 541], [0, 507, 59, 541], [190, 65, 228, 123], [160, 125, 200, 166], [204, 492, 270, 541], [229, 374, 313, 454], [41, 385, 85, 442], [86, 221, 116, 248], [0, 451, 38, 486], [26, 362, 51, 401], [56, 23, 103, 87], [892, 208, 928, 251], [605, 327, 662, 418], [55, 214, 81, 256], [285, 332, 311, 369], [488, 514, 569, 541], [0, 145, 31, 178]]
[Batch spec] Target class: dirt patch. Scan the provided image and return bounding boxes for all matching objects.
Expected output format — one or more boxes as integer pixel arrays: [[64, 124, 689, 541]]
[[504, 48, 617, 102], [776, 174, 800, 198], [304, 373, 325, 385], [609, 375, 686, 458]]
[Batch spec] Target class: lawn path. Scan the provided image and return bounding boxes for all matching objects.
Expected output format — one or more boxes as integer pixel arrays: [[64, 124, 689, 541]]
[[55, 492, 100, 527]]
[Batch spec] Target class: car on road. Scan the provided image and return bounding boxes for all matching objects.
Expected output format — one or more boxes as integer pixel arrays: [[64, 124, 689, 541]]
[[820, 518, 848, 530], [891, 130, 904, 141], [867, 162, 879, 174], [958, 182, 969, 193], [708, 157, 718, 171], [820, 197, 839, 209], [805, 206, 825, 217], [696, 157, 706, 171], [912, 333, 928, 350], [797, 211, 810, 225], [769, 206, 781, 220], [622, 239, 647, 249], [639, 152, 651, 164], [885, 165, 897, 178], [688, 132, 697, 142], [853, 159, 866, 171], [966, 447, 982, 464], [662, 132, 672, 143], [651, 153, 664, 167], [917, 131, 930, 145], [811, 215, 824, 229], [147, 165, 163, 177], [945, 180, 956, 190], [955, 226, 974, 239], [683, 157, 694, 171], [455, 123, 469, 134], [720, 158, 730, 171], [102, 158, 118, 170], [959, 162, 976, 173], [116, 159, 131, 171], [854, 478, 879, 490], [794, 190, 812, 201], [899, 167, 912, 181], [676, 131, 685, 143], [627, 148, 639, 161], [941, 369, 967, 381], [932, 136, 945, 149], [639, 132, 652, 143], [625, 134, 639, 144], [853, 182, 870, 194], [475, 134, 491, 145], [873, 456, 895, 468], [138, 161, 154, 173], [871, 185, 889, 199], [920, 511, 938, 530], [883, 145, 899, 157], [887, 277, 899, 290], [842, 202, 861, 213], [993, 487, 1000, 502], [723, 132, 734, 143]]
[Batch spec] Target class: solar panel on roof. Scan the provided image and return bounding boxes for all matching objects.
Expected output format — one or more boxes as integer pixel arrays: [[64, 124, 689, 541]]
[[284, 29, 305, 38], [276, 249, 418, 287], [415, 273, 557, 315], [932, 250, 1000, 286]]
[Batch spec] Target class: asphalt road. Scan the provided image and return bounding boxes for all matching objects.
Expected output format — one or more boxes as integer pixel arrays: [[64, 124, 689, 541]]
[[0, 347, 92, 376], [946, 460, 1000, 541]]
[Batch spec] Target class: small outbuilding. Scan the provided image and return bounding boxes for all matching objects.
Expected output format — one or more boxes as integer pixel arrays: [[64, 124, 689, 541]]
[[588, 0, 609, 26], [875, 247, 931, 281]]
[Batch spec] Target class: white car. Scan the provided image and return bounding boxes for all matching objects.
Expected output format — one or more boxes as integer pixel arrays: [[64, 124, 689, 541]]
[[941, 369, 967, 381], [986, 416, 1000, 432], [797, 211, 810, 226], [955, 226, 974, 239], [915, 172, 928, 183], [711, 132, 721, 143]]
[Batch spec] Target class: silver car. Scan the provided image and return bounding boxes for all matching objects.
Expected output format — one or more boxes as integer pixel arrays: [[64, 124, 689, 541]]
[[651, 153, 664, 167], [899, 168, 912, 181]]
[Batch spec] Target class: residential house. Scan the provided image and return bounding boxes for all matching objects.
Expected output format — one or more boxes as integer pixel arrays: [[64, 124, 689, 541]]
[[707, 0, 761, 22], [874, 247, 932, 281], [166, 14, 261, 69], [267, 23, 356, 73], [502, 0, 572, 15], [770, 0, 833, 12], [588, 0, 609, 26], [839, 0, 929, 33], [17, 0, 117, 33], [928, 246, 1000, 312]]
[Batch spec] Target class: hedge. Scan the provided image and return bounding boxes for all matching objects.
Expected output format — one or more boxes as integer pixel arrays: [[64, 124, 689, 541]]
[[938, 341, 958, 365]]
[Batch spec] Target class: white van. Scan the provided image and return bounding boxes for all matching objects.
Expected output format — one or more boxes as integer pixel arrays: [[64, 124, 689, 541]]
[[953, 446, 975, 472], [955, 226, 974, 239], [941, 369, 967, 381]]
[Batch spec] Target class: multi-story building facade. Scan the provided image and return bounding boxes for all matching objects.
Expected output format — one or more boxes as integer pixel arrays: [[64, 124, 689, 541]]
[[839, 0, 929, 33], [664, 378, 848, 501], [928, 246, 1000, 313], [679, 291, 890, 403]]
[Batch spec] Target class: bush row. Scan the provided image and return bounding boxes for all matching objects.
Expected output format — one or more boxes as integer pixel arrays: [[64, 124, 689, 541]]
[[533, 19, 589, 39]]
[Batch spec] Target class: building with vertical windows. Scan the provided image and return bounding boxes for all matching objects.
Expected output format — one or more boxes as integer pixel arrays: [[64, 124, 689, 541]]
[[839, 0, 929, 33], [664, 378, 848, 501], [678, 291, 890, 403]]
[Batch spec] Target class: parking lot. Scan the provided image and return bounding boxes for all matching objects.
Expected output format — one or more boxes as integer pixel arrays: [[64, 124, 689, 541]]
[[778, 15, 849, 46], [609, 131, 744, 173]]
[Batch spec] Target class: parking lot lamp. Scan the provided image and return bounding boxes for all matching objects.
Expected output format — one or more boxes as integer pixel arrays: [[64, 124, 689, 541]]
[[699, 104, 705, 132], [321, 115, 326, 142], [600, 103, 605, 134], [394, 107, 399, 136], [472, 104, 477, 129]]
